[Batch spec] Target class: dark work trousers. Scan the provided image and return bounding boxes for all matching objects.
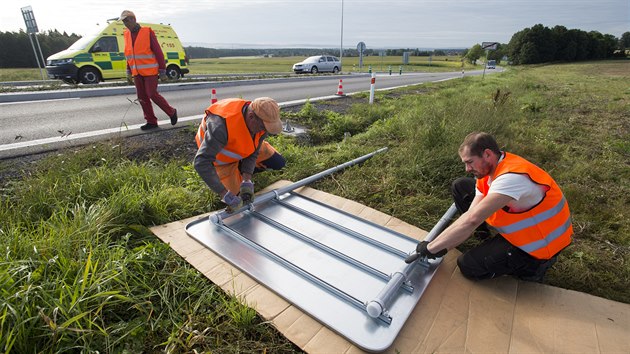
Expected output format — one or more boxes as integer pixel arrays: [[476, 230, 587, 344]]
[[239, 152, 286, 174], [134, 75, 175, 125], [451, 177, 556, 281], [253, 152, 286, 173]]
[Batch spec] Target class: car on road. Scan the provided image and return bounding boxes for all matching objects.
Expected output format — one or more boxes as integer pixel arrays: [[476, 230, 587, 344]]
[[292, 55, 341, 74], [486, 60, 496, 69]]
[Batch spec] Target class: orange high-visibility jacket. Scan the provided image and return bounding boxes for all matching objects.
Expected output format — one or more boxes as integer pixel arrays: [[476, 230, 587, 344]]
[[124, 27, 158, 76], [477, 153, 573, 259], [195, 99, 264, 166]]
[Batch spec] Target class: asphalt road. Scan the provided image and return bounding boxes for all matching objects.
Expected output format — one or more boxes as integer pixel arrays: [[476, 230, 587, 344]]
[[0, 69, 499, 158]]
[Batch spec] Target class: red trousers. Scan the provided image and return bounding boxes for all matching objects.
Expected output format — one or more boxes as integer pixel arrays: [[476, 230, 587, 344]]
[[133, 75, 175, 124]]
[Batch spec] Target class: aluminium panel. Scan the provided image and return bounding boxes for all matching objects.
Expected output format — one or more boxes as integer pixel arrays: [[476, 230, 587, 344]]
[[186, 191, 442, 352]]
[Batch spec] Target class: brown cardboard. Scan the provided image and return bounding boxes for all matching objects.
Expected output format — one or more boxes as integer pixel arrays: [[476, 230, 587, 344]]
[[151, 180, 630, 353]]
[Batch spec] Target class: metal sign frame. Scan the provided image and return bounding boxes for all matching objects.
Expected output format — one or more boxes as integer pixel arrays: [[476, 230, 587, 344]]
[[186, 149, 457, 352]]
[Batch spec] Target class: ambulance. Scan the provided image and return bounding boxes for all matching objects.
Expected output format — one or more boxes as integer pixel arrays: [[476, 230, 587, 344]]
[[46, 19, 189, 84]]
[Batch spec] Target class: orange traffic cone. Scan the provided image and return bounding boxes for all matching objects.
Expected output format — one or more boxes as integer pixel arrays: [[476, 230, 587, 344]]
[[210, 88, 217, 104], [336, 79, 345, 96]]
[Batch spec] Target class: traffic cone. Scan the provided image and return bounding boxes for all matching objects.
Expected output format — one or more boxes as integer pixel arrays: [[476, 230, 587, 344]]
[[336, 79, 345, 96], [210, 88, 217, 104]]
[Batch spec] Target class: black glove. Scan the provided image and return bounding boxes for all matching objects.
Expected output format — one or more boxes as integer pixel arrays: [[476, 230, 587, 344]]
[[239, 180, 255, 204], [404, 241, 447, 263], [222, 191, 242, 213]]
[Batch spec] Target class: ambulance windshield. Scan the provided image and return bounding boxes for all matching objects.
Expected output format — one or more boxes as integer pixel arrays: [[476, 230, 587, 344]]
[[68, 34, 99, 51]]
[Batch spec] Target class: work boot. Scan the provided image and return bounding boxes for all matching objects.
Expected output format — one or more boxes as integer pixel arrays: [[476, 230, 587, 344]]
[[140, 123, 158, 131], [170, 109, 178, 125]]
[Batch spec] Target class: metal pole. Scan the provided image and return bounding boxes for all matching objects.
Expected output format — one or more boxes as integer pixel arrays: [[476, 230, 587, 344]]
[[27, 34, 45, 80], [210, 147, 388, 224], [33, 33, 47, 80], [482, 49, 488, 80], [365, 203, 458, 318], [339, 0, 344, 71]]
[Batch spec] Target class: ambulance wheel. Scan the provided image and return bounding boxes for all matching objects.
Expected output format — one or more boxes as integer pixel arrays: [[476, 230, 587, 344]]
[[166, 65, 181, 80], [79, 67, 100, 85]]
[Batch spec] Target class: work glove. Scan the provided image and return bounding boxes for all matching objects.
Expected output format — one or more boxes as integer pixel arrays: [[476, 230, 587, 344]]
[[404, 241, 447, 264], [222, 191, 242, 213], [126, 69, 133, 83], [239, 180, 255, 204], [159, 69, 167, 81]]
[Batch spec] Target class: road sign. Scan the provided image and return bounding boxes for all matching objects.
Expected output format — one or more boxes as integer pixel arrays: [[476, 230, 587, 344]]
[[357, 42, 366, 69], [482, 42, 499, 50], [21, 6, 39, 34], [20, 6, 46, 80]]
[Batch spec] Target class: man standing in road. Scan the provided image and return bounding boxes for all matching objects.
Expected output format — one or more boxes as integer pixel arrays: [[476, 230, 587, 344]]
[[120, 10, 177, 130], [406, 132, 573, 282], [194, 97, 286, 212]]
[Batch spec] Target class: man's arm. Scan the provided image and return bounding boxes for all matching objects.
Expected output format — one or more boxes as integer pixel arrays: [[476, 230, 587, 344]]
[[427, 193, 514, 253], [148, 30, 166, 71], [194, 116, 229, 197], [239, 136, 266, 180]]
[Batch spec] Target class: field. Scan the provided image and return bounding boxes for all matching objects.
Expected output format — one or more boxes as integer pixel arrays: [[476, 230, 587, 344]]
[[188, 55, 473, 74], [0, 60, 628, 352], [0, 55, 473, 82]]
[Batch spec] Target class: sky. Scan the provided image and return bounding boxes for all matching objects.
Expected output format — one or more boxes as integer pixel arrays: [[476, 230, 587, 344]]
[[2, 0, 628, 49]]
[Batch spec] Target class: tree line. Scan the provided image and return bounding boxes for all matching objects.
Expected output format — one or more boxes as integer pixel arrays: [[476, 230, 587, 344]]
[[463, 25, 629, 65], [508, 24, 625, 64], [0, 30, 81, 68], [1, 24, 628, 69]]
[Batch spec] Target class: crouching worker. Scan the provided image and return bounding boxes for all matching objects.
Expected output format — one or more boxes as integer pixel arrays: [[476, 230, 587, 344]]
[[194, 97, 286, 212], [406, 132, 573, 282]]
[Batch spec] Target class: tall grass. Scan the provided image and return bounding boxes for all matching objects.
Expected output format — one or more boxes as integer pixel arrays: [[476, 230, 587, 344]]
[[0, 60, 628, 351], [0, 147, 298, 352]]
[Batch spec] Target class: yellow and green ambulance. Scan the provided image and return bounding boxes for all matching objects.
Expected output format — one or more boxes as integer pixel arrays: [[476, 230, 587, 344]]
[[46, 19, 189, 84]]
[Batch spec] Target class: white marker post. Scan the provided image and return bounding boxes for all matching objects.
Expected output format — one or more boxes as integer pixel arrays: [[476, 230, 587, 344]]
[[369, 73, 376, 104]]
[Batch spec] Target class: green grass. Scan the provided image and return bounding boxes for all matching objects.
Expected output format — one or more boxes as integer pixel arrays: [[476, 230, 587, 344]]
[[188, 55, 473, 74], [0, 68, 49, 81], [0, 60, 628, 351]]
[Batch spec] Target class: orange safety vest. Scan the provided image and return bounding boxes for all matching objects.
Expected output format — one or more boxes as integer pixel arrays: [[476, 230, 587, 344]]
[[124, 27, 158, 76], [477, 153, 573, 259], [195, 99, 265, 166]]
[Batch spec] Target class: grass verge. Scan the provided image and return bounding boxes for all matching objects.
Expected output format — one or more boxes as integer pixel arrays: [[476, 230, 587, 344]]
[[0, 60, 628, 351]]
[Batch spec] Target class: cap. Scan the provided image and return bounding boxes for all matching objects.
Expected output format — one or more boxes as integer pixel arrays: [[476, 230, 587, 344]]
[[119, 10, 135, 21], [251, 97, 282, 135]]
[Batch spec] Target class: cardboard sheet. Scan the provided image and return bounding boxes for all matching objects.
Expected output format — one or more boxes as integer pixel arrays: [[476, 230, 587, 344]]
[[150, 180, 630, 353]]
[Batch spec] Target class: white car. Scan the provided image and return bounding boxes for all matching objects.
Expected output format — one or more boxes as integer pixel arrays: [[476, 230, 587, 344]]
[[293, 55, 341, 74]]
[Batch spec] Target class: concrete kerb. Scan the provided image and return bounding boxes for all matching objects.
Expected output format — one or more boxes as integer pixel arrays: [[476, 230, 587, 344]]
[[0, 74, 369, 103]]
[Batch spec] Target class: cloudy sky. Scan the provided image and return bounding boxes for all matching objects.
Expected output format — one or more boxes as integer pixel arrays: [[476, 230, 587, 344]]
[[2, 0, 628, 49]]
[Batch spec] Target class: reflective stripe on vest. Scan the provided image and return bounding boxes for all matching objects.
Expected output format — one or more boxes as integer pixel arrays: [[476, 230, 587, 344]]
[[124, 27, 159, 77], [194, 99, 264, 165], [478, 153, 573, 259], [518, 217, 573, 253]]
